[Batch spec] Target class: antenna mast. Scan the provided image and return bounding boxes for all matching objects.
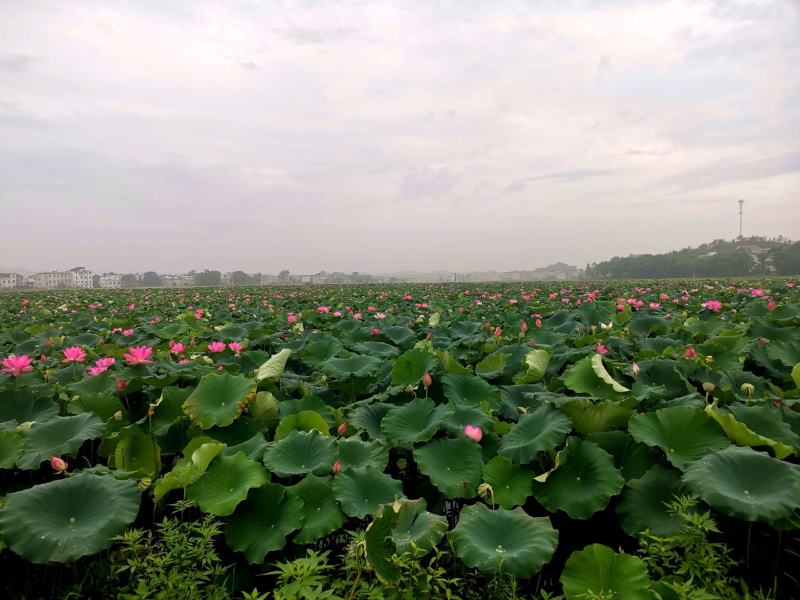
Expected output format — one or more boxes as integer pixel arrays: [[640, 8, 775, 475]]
[[738, 199, 744, 239]]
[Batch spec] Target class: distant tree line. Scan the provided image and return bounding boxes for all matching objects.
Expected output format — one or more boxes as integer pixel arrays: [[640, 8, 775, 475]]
[[589, 237, 800, 279]]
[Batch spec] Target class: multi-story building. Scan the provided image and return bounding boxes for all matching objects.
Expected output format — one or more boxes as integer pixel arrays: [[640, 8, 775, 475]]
[[34, 271, 73, 289], [98, 273, 122, 289], [70, 267, 94, 289], [162, 274, 196, 288], [0, 273, 24, 288]]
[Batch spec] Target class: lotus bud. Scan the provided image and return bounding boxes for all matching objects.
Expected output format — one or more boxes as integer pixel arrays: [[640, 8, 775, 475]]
[[331, 459, 342, 475], [422, 372, 432, 389], [138, 477, 152, 491], [631, 362, 640, 378], [337, 422, 348, 436], [493, 326, 503, 338], [50, 456, 68, 474]]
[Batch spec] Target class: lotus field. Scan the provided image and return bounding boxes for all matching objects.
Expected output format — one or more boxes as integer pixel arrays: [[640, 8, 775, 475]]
[[1, 280, 799, 598]]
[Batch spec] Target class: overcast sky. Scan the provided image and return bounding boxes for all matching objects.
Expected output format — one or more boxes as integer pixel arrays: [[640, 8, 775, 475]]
[[1, 0, 799, 275]]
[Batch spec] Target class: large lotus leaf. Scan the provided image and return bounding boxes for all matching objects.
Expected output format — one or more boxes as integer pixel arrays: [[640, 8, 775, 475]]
[[413, 436, 483, 498], [628, 406, 729, 469], [555, 397, 638, 435], [274, 410, 330, 440], [441, 402, 494, 437], [279, 395, 336, 425], [0, 431, 26, 468], [391, 349, 438, 386], [587, 431, 659, 480], [182, 372, 256, 429], [112, 426, 161, 478], [682, 446, 800, 524], [17, 414, 105, 470], [498, 405, 572, 465], [591, 354, 631, 392], [249, 391, 280, 429], [67, 373, 117, 397], [482, 455, 534, 509], [332, 465, 404, 518], [617, 465, 687, 538], [319, 355, 382, 379], [337, 437, 389, 471], [442, 373, 502, 412], [449, 504, 558, 578], [705, 400, 794, 459], [68, 393, 124, 422], [255, 348, 293, 383], [513, 348, 551, 384], [349, 402, 392, 439], [437, 350, 473, 375], [225, 482, 304, 564], [0, 472, 141, 563], [264, 429, 337, 477], [729, 404, 800, 453], [381, 397, 449, 447], [301, 338, 341, 369], [563, 356, 627, 399], [186, 451, 268, 516], [793, 362, 800, 389], [381, 325, 416, 348], [0, 390, 58, 425], [148, 386, 192, 436], [154, 441, 225, 502], [476, 353, 510, 380], [534, 437, 624, 519], [286, 475, 346, 544], [560, 544, 651, 600], [366, 498, 448, 581]]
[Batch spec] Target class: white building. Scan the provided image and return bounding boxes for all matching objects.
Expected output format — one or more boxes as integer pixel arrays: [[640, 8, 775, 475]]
[[98, 273, 121, 288], [70, 267, 94, 289], [34, 271, 73, 289], [0, 273, 24, 288], [162, 274, 195, 288]]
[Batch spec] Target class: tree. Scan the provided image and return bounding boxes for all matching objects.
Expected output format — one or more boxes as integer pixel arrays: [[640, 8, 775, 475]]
[[120, 274, 139, 288], [230, 271, 252, 286], [194, 270, 222, 286], [142, 271, 162, 287], [770, 242, 800, 275], [278, 270, 291, 282]]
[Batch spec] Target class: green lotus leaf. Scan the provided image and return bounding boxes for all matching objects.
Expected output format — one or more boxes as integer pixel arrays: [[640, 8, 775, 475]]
[[286, 475, 346, 544], [560, 544, 651, 600], [413, 436, 483, 498], [68, 393, 124, 422], [441, 402, 494, 437], [705, 400, 794, 459], [332, 465, 404, 518], [391, 349, 438, 386], [365, 498, 448, 581], [617, 465, 687, 538], [0, 472, 141, 563], [513, 348, 551, 384], [337, 437, 389, 471], [563, 356, 626, 399], [591, 354, 631, 392], [255, 348, 292, 383], [629, 406, 730, 469], [154, 441, 226, 502], [112, 425, 161, 478], [263, 429, 337, 477], [225, 482, 304, 564], [476, 353, 510, 380], [0, 390, 58, 425], [587, 431, 659, 480], [442, 373, 502, 411], [186, 451, 268, 516], [381, 325, 416, 348], [300, 337, 341, 368], [437, 350, 473, 375], [482, 455, 534, 509], [349, 402, 392, 439], [449, 503, 558, 578], [148, 387, 191, 436], [381, 397, 449, 447], [182, 372, 256, 429], [792, 362, 800, 389], [534, 437, 624, 519], [0, 431, 25, 468], [682, 445, 800, 524], [555, 397, 638, 435], [17, 414, 105, 470], [274, 410, 330, 440], [280, 395, 335, 425], [249, 391, 280, 429], [497, 405, 572, 465], [319, 355, 382, 379], [220, 433, 268, 460], [729, 404, 800, 454]]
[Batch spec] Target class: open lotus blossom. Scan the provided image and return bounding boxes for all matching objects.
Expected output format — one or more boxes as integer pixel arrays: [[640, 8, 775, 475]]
[[208, 341, 227, 353], [122, 346, 153, 365], [599, 322, 612, 330], [62, 346, 87, 364], [228, 341, 243, 354], [702, 300, 723, 313], [464, 425, 483, 442], [194, 309, 204, 319], [684, 345, 697, 359], [317, 305, 331, 314], [122, 329, 134, 336], [370, 327, 381, 336], [375, 312, 386, 319], [287, 314, 298, 324], [88, 357, 115, 376], [596, 343, 609, 355], [169, 341, 185, 354], [1, 354, 33, 377], [50, 456, 68, 474]]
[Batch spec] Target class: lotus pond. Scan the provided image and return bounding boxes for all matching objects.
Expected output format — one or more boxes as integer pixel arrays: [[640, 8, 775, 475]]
[[1, 280, 799, 598]]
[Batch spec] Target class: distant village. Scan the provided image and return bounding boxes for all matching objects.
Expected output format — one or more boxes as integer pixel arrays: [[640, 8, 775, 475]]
[[0, 263, 583, 289]]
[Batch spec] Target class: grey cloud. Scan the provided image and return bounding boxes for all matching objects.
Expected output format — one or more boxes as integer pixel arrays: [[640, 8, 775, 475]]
[[0, 53, 36, 70]]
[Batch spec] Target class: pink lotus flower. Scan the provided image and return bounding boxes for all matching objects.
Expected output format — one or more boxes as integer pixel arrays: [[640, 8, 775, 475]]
[[767, 299, 776, 312], [353, 312, 362, 320], [684, 345, 697, 360], [334, 311, 342, 317], [596, 343, 609, 356], [194, 308, 205, 319], [403, 294, 413, 300], [1, 354, 33, 377], [332, 459, 342, 474], [128, 303, 136, 311], [337, 422, 348, 436], [179, 358, 190, 364], [317, 306, 331, 314], [649, 303, 660, 309], [535, 318, 542, 328], [632, 362, 640, 377], [287, 314, 298, 324], [370, 327, 381, 336], [62, 346, 87, 364], [50, 456, 68, 474], [122, 346, 153, 365], [375, 312, 386, 320], [208, 341, 226, 353], [422, 372, 433, 388], [228, 341, 243, 354], [122, 329, 134, 336], [464, 425, 483, 442], [88, 357, 115, 376], [169, 341, 185, 354], [493, 326, 503, 338], [702, 300, 722, 313], [520, 321, 529, 332]]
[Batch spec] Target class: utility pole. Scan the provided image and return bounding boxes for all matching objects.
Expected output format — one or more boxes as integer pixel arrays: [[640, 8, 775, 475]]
[[738, 199, 744, 239]]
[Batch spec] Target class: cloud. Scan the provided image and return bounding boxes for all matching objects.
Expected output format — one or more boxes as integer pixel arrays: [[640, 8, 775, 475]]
[[0, 53, 36, 71]]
